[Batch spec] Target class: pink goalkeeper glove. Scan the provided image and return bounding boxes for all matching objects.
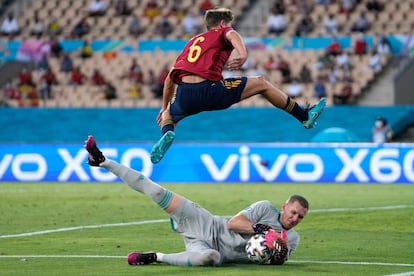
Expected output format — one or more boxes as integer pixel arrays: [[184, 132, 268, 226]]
[[281, 229, 287, 240], [265, 229, 288, 248], [264, 229, 280, 248]]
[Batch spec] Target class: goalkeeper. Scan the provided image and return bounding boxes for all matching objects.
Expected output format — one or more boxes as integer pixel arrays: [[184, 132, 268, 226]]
[[85, 135, 309, 266]]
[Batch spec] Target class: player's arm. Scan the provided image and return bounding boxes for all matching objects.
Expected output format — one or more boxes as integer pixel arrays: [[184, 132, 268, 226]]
[[228, 215, 274, 235], [225, 30, 247, 71], [227, 212, 256, 234], [228, 200, 276, 233]]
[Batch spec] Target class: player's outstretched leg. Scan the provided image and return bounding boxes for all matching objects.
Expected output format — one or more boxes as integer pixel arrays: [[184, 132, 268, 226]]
[[127, 252, 157, 265], [84, 135, 106, 166], [84, 135, 175, 210], [150, 130, 175, 164], [302, 97, 326, 129], [127, 250, 222, 266]]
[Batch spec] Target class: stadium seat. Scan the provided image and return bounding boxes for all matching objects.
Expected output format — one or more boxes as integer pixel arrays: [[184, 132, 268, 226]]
[[0, 0, 402, 108]]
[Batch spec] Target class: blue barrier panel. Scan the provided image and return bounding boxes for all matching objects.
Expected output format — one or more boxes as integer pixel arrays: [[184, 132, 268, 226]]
[[1, 143, 413, 183], [1, 106, 414, 143]]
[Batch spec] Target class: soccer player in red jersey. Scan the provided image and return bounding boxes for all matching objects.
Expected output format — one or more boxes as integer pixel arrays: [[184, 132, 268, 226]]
[[151, 7, 326, 164]]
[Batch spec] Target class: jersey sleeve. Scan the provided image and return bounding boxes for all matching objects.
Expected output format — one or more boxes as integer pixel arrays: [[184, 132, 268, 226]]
[[286, 230, 300, 259], [241, 200, 280, 225]]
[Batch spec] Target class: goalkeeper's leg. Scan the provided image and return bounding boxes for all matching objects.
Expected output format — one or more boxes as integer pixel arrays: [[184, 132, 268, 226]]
[[100, 159, 181, 212], [85, 135, 182, 213], [128, 250, 221, 266], [157, 250, 221, 266]]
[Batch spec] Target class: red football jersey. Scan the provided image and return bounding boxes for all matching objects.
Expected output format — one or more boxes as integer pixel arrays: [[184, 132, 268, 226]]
[[170, 27, 234, 83]]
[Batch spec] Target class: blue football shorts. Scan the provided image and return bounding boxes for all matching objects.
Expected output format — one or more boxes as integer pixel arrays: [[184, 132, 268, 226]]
[[169, 77, 247, 123]]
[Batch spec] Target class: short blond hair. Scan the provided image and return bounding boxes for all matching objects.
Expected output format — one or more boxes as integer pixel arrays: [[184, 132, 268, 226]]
[[204, 7, 234, 30]]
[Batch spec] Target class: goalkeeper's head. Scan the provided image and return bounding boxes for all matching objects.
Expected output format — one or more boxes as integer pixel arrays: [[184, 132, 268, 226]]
[[280, 195, 309, 230]]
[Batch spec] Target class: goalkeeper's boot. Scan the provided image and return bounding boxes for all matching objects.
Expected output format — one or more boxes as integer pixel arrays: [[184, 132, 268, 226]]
[[150, 130, 175, 164], [84, 135, 106, 166], [302, 97, 326, 129], [127, 252, 157, 265]]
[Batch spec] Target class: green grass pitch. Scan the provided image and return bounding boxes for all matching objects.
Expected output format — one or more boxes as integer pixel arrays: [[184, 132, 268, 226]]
[[1, 183, 413, 276]]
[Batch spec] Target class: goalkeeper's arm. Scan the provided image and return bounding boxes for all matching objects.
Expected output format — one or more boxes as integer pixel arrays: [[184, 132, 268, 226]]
[[227, 212, 259, 234]]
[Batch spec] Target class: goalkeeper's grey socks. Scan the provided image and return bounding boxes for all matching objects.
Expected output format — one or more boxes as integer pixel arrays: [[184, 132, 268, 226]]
[[157, 250, 221, 266], [101, 160, 173, 209]]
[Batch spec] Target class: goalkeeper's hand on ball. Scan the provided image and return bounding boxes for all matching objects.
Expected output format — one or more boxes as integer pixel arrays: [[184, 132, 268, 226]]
[[266, 229, 288, 265], [261, 228, 289, 265], [252, 224, 283, 252], [251, 224, 289, 265], [269, 237, 288, 265], [252, 223, 272, 234]]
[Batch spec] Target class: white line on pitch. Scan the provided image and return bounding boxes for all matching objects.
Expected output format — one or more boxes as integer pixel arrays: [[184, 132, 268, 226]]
[[309, 205, 412, 213], [383, 272, 414, 276], [1, 205, 413, 239], [0, 255, 413, 268], [0, 219, 169, 238], [290, 260, 414, 267], [0, 255, 124, 259]]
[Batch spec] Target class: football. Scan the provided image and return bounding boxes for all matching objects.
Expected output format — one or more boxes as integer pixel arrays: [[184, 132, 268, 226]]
[[245, 233, 273, 264]]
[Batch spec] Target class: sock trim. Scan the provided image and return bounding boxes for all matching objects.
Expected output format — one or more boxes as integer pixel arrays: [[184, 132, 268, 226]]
[[157, 190, 173, 209], [160, 119, 174, 128], [284, 97, 295, 113]]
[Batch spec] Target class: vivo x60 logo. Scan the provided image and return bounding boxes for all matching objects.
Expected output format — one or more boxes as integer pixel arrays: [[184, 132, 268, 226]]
[[201, 146, 414, 182], [0, 145, 414, 182], [0, 148, 153, 182]]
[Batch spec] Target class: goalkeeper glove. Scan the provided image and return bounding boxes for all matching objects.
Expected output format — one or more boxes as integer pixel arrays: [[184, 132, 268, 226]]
[[270, 237, 289, 265], [269, 229, 288, 265], [252, 223, 272, 234]]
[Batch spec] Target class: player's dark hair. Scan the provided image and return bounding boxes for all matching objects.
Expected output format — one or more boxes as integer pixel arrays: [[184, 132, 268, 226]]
[[287, 195, 309, 210], [204, 7, 234, 30]]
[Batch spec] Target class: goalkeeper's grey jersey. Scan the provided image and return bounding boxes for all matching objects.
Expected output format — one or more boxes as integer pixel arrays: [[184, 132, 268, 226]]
[[170, 199, 299, 264]]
